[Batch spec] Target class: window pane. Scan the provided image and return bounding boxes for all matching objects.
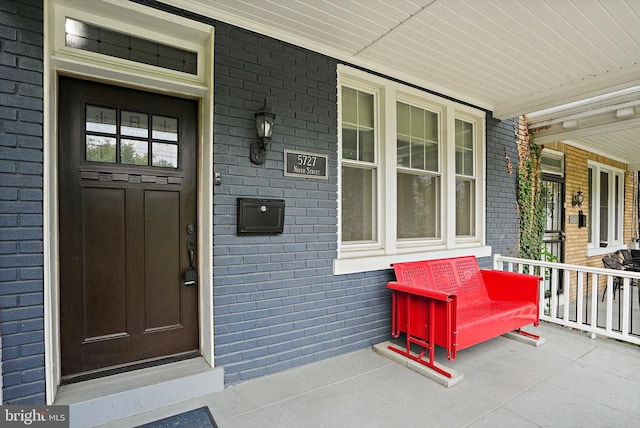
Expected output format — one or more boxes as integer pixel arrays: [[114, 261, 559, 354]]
[[121, 111, 148, 138], [342, 126, 357, 160], [86, 105, 116, 134], [410, 141, 425, 170], [456, 178, 475, 236], [425, 142, 438, 171], [342, 166, 375, 241], [358, 91, 374, 128], [359, 129, 375, 162], [599, 171, 608, 243], [397, 102, 410, 135], [410, 107, 425, 139], [152, 115, 178, 141], [86, 135, 116, 163], [425, 111, 438, 142], [342, 87, 357, 124], [152, 142, 178, 168], [587, 167, 595, 244], [615, 175, 620, 241], [121, 139, 148, 165], [397, 172, 440, 239], [397, 137, 410, 167]]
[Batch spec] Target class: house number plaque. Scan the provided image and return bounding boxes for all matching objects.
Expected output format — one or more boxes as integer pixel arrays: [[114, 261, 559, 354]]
[[284, 149, 328, 180]]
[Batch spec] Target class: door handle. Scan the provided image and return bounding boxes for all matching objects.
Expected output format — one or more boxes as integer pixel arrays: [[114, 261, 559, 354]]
[[184, 238, 197, 286]]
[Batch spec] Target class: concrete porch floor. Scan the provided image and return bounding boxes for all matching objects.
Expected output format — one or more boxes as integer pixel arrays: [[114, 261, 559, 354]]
[[102, 322, 640, 428]]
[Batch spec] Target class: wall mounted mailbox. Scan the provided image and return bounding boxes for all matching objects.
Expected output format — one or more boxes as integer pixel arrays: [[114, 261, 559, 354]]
[[237, 198, 285, 235]]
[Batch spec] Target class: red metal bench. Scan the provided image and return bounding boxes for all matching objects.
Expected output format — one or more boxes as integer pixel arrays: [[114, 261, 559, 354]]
[[387, 256, 541, 378]]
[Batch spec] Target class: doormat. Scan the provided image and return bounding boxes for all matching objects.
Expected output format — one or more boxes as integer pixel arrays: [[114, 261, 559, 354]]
[[135, 407, 218, 428]]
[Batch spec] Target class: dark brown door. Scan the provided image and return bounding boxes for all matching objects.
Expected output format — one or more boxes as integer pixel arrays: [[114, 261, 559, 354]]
[[58, 76, 199, 378]]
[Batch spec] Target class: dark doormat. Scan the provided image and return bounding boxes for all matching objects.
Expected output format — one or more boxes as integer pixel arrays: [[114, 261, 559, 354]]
[[135, 407, 218, 428]]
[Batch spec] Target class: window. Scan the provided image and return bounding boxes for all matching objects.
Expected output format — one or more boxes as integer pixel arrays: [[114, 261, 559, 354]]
[[396, 102, 440, 240], [587, 162, 624, 251], [455, 119, 475, 237], [340, 87, 377, 242], [336, 66, 488, 274]]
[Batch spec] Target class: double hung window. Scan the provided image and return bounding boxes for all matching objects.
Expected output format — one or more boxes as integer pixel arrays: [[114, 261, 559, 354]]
[[588, 162, 625, 251], [337, 66, 487, 274]]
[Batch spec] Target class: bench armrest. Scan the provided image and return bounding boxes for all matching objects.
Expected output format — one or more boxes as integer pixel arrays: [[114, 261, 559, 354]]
[[387, 281, 453, 301], [480, 270, 541, 303]]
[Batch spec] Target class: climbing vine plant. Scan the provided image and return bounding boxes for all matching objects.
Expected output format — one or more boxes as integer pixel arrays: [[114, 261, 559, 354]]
[[513, 116, 546, 260]]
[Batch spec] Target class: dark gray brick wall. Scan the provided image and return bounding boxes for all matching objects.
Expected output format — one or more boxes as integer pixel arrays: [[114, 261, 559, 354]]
[[0, 0, 45, 404], [485, 113, 519, 264], [212, 22, 393, 384]]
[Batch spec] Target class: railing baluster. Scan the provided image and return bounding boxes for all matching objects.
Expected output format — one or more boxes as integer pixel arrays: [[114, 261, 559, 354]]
[[576, 271, 584, 326], [621, 277, 631, 338], [562, 269, 570, 322]]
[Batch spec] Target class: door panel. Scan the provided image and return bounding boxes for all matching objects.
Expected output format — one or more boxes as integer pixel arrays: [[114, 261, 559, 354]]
[[144, 189, 181, 330], [59, 76, 199, 378]]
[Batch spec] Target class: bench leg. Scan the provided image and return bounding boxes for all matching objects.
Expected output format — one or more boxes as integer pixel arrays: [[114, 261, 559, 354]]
[[387, 340, 453, 379], [515, 328, 540, 340]]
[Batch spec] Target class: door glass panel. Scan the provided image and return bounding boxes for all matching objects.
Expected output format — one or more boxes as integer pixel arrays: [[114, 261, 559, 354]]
[[86, 135, 116, 163], [152, 115, 178, 141], [86, 105, 116, 134], [152, 142, 178, 168], [121, 139, 149, 165], [121, 111, 149, 138]]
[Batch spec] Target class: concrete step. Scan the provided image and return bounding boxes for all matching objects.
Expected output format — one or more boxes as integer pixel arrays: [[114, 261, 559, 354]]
[[54, 357, 224, 428]]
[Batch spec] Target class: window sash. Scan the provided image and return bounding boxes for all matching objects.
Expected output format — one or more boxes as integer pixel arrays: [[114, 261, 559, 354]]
[[588, 164, 624, 248]]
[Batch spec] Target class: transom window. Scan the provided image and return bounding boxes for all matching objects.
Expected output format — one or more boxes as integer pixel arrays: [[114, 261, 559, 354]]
[[336, 66, 487, 274], [85, 105, 179, 168]]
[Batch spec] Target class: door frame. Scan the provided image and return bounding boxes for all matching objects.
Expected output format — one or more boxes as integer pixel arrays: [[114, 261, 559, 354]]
[[44, 0, 215, 404]]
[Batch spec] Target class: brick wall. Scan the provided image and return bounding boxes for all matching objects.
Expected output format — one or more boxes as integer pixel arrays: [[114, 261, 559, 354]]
[[0, 0, 45, 405], [484, 114, 519, 266], [211, 23, 393, 384]]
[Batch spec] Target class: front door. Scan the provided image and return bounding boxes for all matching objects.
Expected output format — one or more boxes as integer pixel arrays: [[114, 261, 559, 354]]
[[58, 76, 199, 378], [542, 174, 565, 295]]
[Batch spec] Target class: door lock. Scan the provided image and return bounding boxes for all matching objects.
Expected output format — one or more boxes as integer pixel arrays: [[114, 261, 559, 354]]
[[184, 238, 197, 287]]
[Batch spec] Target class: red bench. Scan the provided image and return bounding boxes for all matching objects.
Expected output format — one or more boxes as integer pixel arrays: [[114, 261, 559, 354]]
[[387, 256, 541, 378]]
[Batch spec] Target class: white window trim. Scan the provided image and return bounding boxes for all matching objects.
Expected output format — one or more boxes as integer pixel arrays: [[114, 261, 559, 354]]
[[335, 66, 488, 275], [586, 161, 625, 256]]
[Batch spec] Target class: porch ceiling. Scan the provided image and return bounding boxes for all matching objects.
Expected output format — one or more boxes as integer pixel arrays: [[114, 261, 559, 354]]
[[165, 0, 640, 168]]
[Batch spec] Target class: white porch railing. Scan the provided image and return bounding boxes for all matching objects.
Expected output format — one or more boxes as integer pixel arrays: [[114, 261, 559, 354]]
[[493, 254, 640, 346]]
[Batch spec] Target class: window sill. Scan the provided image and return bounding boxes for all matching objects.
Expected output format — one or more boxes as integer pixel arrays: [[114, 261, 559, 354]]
[[333, 246, 492, 275], [586, 244, 626, 258]]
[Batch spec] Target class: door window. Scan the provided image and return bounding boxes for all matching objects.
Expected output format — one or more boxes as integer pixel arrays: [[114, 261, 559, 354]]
[[85, 105, 179, 168]]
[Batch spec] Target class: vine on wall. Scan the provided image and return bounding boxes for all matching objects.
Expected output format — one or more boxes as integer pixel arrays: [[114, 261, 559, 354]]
[[514, 116, 545, 260]]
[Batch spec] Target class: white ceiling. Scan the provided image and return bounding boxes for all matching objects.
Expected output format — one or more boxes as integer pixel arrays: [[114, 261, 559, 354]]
[[164, 0, 640, 168]]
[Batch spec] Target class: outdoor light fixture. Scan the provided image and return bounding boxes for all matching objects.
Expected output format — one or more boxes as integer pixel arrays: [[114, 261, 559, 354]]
[[250, 98, 276, 165], [572, 189, 584, 207]]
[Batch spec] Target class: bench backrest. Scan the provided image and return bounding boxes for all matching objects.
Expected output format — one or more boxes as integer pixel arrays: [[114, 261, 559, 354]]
[[392, 256, 490, 307]]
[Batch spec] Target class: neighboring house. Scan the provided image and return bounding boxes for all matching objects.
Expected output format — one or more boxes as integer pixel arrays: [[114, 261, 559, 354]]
[[0, 1, 635, 425]]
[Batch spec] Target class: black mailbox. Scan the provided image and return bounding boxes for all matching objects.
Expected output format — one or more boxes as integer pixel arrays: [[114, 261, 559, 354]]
[[237, 198, 285, 235]]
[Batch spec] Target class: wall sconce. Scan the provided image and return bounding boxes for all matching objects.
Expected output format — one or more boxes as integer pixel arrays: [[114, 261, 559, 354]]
[[572, 189, 584, 207], [250, 98, 276, 165]]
